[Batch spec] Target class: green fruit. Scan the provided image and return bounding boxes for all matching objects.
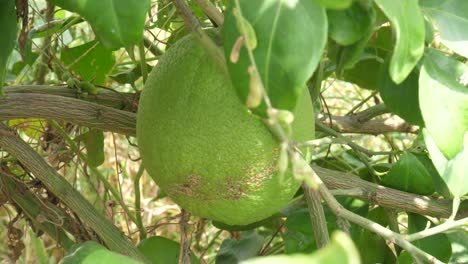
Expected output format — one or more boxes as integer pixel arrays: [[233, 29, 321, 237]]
[[137, 32, 314, 225], [137, 236, 199, 264]]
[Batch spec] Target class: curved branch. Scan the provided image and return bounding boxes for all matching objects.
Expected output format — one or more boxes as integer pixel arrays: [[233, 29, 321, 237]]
[[0, 93, 137, 136], [3, 85, 138, 111], [314, 166, 465, 219]]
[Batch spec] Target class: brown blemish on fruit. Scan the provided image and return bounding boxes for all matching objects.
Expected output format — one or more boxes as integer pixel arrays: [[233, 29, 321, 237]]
[[169, 153, 279, 201]]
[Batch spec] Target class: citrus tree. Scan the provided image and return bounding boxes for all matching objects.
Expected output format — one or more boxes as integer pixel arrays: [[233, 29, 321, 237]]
[[0, 0, 467, 263]]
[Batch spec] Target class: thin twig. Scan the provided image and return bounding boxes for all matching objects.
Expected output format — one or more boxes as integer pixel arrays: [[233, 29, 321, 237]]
[[178, 210, 191, 264], [172, 0, 226, 74], [134, 165, 147, 240], [193, 0, 224, 26], [405, 217, 468, 242]]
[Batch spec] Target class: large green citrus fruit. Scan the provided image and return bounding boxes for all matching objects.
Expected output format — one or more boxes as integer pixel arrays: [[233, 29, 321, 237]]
[[137, 32, 314, 225]]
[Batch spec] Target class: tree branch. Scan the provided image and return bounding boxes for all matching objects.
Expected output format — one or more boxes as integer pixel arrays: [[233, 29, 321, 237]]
[[0, 123, 148, 262], [3, 85, 137, 110], [302, 183, 330, 248], [314, 166, 463, 219], [0, 93, 136, 135], [193, 0, 224, 26]]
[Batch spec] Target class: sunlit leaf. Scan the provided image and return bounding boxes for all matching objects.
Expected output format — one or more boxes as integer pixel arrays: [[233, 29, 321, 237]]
[[47, 0, 150, 50], [375, 0, 425, 84], [381, 152, 434, 195], [62, 241, 142, 264], [419, 49, 468, 159], [421, 0, 468, 58], [0, 0, 17, 95], [223, 0, 327, 115], [424, 130, 468, 198], [7, 119, 45, 141]]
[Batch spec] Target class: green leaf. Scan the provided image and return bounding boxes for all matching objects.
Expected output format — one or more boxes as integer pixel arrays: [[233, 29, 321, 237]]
[[223, 0, 327, 115], [424, 130, 468, 197], [408, 213, 452, 262], [447, 230, 468, 264], [378, 66, 425, 126], [213, 214, 280, 231], [357, 207, 396, 264], [47, 0, 150, 50], [62, 241, 142, 264], [0, 0, 17, 96], [334, 5, 376, 72], [327, 3, 374, 46], [374, 0, 425, 84], [421, 0, 468, 58], [342, 58, 382, 90], [419, 49, 468, 159], [243, 231, 361, 264], [61, 41, 115, 85], [381, 152, 434, 195], [215, 232, 264, 264], [137, 236, 200, 264], [110, 64, 153, 85], [412, 152, 451, 198], [316, 0, 352, 9], [83, 129, 105, 167]]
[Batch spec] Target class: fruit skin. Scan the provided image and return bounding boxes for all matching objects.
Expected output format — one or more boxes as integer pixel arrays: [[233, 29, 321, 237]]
[[137, 32, 314, 225]]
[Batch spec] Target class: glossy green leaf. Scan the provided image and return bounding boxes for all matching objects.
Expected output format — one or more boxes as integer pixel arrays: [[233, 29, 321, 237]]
[[378, 66, 425, 126], [421, 0, 468, 58], [243, 231, 361, 264], [62, 241, 142, 264], [419, 49, 468, 159], [137, 236, 199, 264], [381, 152, 434, 195], [61, 41, 115, 85], [47, 0, 150, 50], [0, 0, 17, 96], [375, 0, 425, 84], [328, 3, 374, 46], [223, 0, 327, 115], [216, 232, 264, 264], [83, 129, 105, 167], [316, 0, 352, 9], [408, 213, 452, 262]]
